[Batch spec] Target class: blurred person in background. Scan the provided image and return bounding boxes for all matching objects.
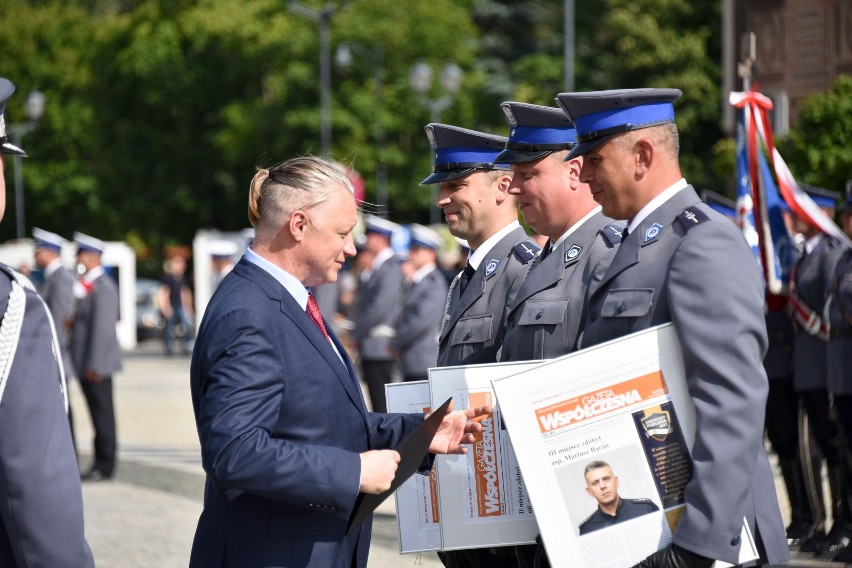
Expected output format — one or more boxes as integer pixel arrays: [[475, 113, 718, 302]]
[[71, 231, 122, 482], [391, 224, 448, 382], [351, 214, 404, 413], [158, 255, 194, 356]]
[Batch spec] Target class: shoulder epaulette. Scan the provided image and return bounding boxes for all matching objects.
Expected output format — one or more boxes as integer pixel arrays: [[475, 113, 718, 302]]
[[630, 497, 654, 504], [676, 206, 710, 233], [513, 241, 541, 264], [579, 512, 595, 529], [600, 222, 626, 247]]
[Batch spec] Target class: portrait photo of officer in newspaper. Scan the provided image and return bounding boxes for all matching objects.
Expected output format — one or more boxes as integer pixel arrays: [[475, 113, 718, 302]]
[[578, 460, 660, 535]]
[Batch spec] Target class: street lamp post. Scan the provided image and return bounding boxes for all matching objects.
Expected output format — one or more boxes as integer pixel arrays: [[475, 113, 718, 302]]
[[409, 61, 463, 224], [288, 1, 345, 156], [8, 89, 46, 240], [335, 42, 388, 213]]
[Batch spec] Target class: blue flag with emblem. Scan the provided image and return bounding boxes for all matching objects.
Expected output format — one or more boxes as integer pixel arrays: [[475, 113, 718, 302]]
[[734, 110, 794, 295]]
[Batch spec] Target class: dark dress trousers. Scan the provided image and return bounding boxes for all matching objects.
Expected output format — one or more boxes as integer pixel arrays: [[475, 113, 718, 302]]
[[189, 258, 422, 568], [580, 186, 789, 565]]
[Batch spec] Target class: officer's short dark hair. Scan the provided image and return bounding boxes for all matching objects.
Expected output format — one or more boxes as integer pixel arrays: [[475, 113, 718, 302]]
[[584, 460, 612, 476]]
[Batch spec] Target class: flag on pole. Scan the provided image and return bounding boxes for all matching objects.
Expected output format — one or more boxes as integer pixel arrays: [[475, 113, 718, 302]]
[[730, 84, 851, 294]]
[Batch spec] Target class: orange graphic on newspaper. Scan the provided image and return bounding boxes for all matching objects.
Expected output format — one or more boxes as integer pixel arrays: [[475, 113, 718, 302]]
[[468, 391, 502, 517], [535, 371, 668, 434]]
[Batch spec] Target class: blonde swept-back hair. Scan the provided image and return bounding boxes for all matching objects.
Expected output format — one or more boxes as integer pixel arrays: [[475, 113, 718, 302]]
[[247, 156, 355, 232]]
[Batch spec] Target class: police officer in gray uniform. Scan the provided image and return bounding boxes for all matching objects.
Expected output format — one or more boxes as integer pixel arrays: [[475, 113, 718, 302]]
[[71, 231, 123, 481], [33, 227, 79, 449], [788, 186, 851, 555], [829, 187, 852, 563], [496, 102, 622, 363], [421, 123, 537, 568], [557, 88, 789, 567], [391, 224, 449, 381], [0, 76, 94, 567], [352, 214, 404, 413]]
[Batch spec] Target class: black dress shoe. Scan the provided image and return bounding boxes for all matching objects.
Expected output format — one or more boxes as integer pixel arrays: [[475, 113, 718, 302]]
[[818, 523, 852, 555], [80, 470, 110, 482], [788, 520, 825, 547]]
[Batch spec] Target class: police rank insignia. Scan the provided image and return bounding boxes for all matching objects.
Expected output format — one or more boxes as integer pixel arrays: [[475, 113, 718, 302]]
[[485, 258, 500, 277], [513, 241, 540, 263], [564, 244, 582, 262], [644, 223, 664, 243]]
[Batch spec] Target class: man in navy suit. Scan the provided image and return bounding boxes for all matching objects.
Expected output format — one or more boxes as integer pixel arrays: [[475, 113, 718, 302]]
[[189, 156, 488, 568]]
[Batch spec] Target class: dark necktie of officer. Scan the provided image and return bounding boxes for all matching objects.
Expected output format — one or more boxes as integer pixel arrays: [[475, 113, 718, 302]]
[[539, 240, 553, 261], [458, 262, 475, 295], [306, 293, 329, 339], [622, 227, 630, 240]]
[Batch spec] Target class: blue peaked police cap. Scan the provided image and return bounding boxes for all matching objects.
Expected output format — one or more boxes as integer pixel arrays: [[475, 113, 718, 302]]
[[495, 102, 577, 164], [555, 88, 682, 161], [33, 227, 68, 252], [701, 190, 736, 221], [799, 183, 841, 209], [420, 123, 510, 185], [0, 77, 27, 156]]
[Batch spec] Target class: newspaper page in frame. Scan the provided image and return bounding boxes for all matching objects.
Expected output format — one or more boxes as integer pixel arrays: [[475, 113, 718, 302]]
[[491, 324, 759, 568], [386, 381, 441, 554], [428, 360, 544, 551]]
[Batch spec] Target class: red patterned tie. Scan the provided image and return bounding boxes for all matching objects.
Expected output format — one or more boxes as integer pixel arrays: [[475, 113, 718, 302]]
[[306, 293, 330, 339]]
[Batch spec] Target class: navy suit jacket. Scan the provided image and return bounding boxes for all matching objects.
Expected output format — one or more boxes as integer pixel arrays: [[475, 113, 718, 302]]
[[190, 257, 422, 568]]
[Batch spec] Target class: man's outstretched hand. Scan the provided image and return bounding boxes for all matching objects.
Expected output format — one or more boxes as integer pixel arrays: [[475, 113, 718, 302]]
[[428, 401, 493, 455]]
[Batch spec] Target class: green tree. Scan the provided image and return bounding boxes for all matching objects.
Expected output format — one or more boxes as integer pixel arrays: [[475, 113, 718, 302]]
[[0, 0, 101, 242], [781, 74, 852, 194]]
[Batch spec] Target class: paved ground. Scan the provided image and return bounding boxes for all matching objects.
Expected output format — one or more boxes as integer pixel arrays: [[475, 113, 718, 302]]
[[71, 342, 841, 567]]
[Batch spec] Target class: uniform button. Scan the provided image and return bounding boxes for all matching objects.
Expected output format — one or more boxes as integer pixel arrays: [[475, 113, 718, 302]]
[[616, 302, 627, 314], [535, 310, 543, 320], [464, 330, 472, 340], [730, 535, 740, 546]]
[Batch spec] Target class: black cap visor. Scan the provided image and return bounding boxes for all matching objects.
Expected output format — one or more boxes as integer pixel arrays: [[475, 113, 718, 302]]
[[494, 147, 553, 164], [565, 134, 614, 161], [420, 167, 477, 186], [0, 138, 26, 157]]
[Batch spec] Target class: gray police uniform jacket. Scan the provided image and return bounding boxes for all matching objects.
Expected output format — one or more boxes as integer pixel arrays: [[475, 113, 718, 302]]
[[391, 267, 449, 377], [828, 248, 852, 395], [500, 211, 622, 362], [0, 265, 94, 567], [352, 254, 404, 361], [580, 186, 789, 566], [70, 272, 122, 379], [38, 265, 75, 377], [437, 226, 537, 367], [791, 235, 845, 391]]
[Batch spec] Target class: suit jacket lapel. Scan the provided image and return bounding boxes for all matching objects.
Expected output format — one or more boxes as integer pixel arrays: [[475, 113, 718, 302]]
[[234, 259, 368, 417]]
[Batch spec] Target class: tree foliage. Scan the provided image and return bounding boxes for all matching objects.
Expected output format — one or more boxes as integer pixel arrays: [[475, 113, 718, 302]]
[[0, 0, 764, 256], [780, 74, 852, 194]]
